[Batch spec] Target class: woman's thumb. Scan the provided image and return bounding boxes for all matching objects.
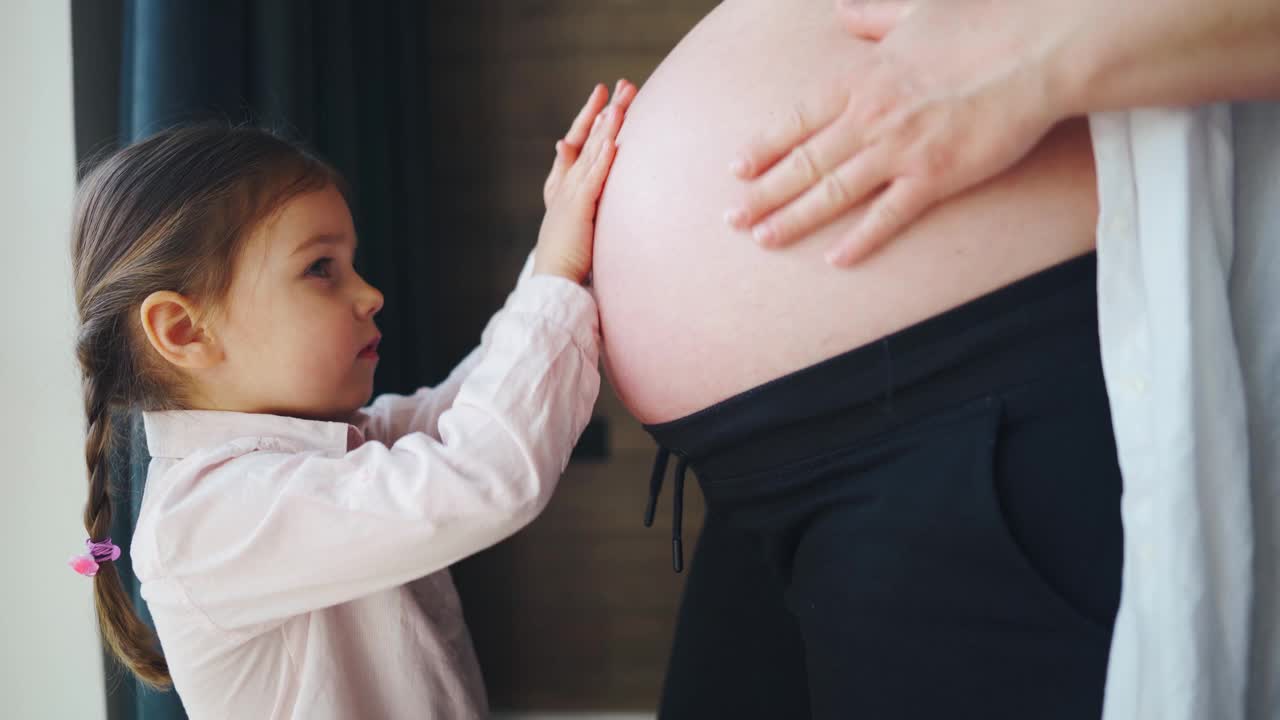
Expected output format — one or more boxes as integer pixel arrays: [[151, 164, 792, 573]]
[[837, 0, 912, 41]]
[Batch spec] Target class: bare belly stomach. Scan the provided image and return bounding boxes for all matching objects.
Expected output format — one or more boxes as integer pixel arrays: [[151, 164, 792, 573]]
[[593, 0, 1098, 425]]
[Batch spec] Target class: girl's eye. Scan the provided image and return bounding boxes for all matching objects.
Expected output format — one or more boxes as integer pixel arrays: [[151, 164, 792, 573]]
[[305, 258, 333, 279]]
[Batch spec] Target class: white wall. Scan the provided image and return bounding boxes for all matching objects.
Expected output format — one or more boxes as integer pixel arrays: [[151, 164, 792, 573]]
[[0, 1, 108, 718]]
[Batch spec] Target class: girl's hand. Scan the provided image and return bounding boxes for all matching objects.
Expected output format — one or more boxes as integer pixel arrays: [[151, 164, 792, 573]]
[[726, 0, 1066, 266], [534, 79, 637, 283]]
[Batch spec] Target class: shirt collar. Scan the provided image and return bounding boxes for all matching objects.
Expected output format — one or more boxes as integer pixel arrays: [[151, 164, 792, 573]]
[[142, 409, 368, 460]]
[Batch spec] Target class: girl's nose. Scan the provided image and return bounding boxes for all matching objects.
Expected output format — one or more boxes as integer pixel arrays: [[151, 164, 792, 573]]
[[357, 278, 384, 319]]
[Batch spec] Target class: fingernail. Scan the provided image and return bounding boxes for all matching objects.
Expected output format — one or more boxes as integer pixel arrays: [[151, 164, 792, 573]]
[[724, 208, 748, 228], [615, 79, 623, 96], [753, 224, 775, 246], [826, 247, 854, 266], [729, 158, 750, 177]]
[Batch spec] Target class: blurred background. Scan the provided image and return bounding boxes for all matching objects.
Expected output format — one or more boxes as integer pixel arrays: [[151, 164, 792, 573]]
[[2, 1, 721, 718]]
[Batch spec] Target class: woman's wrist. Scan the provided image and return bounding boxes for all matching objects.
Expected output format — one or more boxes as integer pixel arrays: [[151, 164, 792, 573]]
[[1021, 1, 1096, 122], [1038, 3, 1154, 118]]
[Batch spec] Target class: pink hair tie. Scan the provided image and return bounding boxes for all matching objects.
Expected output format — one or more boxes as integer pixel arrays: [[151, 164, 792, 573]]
[[68, 537, 122, 577]]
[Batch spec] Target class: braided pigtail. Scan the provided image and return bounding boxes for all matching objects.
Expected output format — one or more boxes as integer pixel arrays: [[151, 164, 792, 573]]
[[77, 325, 171, 688]]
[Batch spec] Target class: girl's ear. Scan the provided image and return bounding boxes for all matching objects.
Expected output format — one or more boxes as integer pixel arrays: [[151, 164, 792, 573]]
[[139, 291, 224, 370]]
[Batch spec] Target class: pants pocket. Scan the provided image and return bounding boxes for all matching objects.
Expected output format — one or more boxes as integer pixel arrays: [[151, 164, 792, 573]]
[[972, 392, 1120, 638], [784, 395, 1115, 719]]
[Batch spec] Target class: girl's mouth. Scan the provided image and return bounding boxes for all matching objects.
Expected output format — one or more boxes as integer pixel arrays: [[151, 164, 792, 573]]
[[358, 335, 381, 360]]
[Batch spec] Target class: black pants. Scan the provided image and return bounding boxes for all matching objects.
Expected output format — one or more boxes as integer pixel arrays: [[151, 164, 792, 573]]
[[645, 253, 1123, 720]]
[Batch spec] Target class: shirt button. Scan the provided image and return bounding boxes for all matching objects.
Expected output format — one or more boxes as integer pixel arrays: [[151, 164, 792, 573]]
[[1131, 376, 1147, 395], [1105, 213, 1135, 238]]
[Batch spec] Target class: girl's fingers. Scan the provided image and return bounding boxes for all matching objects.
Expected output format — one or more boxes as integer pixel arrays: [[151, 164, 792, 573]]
[[570, 103, 624, 191], [544, 140, 579, 203], [610, 80, 638, 116], [565, 84, 610, 148], [549, 79, 632, 203], [588, 101, 627, 176], [554, 139, 580, 173], [575, 106, 617, 175], [595, 103, 626, 155], [548, 141, 568, 181], [568, 80, 636, 151], [583, 135, 618, 192]]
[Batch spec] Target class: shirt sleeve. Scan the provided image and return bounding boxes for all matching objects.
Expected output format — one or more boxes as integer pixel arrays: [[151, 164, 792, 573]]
[[150, 273, 600, 633], [359, 251, 538, 444]]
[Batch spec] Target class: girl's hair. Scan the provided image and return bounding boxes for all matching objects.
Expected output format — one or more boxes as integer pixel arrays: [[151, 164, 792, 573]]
[[72, 125, 342, 687]]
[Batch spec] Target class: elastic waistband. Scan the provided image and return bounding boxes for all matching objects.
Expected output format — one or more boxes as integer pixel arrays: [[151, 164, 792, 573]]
[[644, 252, 1100, 484]]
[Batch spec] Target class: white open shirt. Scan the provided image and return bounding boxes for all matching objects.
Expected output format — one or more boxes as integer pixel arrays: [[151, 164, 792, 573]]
[[1092, 101, 1279, 720]]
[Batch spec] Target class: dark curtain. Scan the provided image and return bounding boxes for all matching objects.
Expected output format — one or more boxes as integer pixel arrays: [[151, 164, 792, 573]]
[[98, 2, 437, 717]]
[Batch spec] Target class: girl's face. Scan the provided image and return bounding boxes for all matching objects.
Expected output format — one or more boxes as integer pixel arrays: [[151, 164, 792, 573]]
[[208, 184, 384, 420]]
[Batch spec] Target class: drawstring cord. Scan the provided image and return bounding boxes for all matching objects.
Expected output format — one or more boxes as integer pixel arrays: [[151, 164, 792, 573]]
[[672, 455, 688, 573], [645, 446, 689, 573]]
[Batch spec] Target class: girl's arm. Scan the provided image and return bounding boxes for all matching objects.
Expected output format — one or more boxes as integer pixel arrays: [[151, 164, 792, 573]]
[[144, 83, 631, 634], [357, 78, 638, 445], [149, 275, 599, 631], [357, 251, 535, 444]]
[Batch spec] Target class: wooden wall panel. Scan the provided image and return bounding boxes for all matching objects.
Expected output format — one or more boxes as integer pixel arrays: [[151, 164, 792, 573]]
[[430, 1, 717, 58], [428, 0, 720, 710]]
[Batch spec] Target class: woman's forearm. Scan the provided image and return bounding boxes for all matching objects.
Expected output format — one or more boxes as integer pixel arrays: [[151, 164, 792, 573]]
[[727, 0, 1278, 263], [1047, 0, 1280, 117]]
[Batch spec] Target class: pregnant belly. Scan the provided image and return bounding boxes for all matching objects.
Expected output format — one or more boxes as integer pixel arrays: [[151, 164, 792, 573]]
[[593, 0, 1098, 425]]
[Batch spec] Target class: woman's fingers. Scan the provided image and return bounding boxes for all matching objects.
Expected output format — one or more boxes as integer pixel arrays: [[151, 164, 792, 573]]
[[727, 0, 1062, 265], [826, 178, 932, 265], [837, 0, 913, 40], [749, 145, 891, 248], [726, 113, 869, 230], [731, 85, 849, 181]]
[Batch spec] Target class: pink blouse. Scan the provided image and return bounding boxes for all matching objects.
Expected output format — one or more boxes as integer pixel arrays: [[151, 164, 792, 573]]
[[130, 264, 600, 719]]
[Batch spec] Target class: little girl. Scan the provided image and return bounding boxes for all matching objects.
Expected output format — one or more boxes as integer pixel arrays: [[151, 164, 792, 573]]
[[68, 79, 635, 719]]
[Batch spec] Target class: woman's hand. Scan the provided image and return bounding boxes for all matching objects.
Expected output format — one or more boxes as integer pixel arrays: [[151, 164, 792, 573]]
[[725, 0, 1065, 266], [535, 79, 637, 283]]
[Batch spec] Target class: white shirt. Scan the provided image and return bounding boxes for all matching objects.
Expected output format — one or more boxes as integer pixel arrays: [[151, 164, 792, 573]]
[[1091, 102, 1279, 720], [131, 266, 600, 720]]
